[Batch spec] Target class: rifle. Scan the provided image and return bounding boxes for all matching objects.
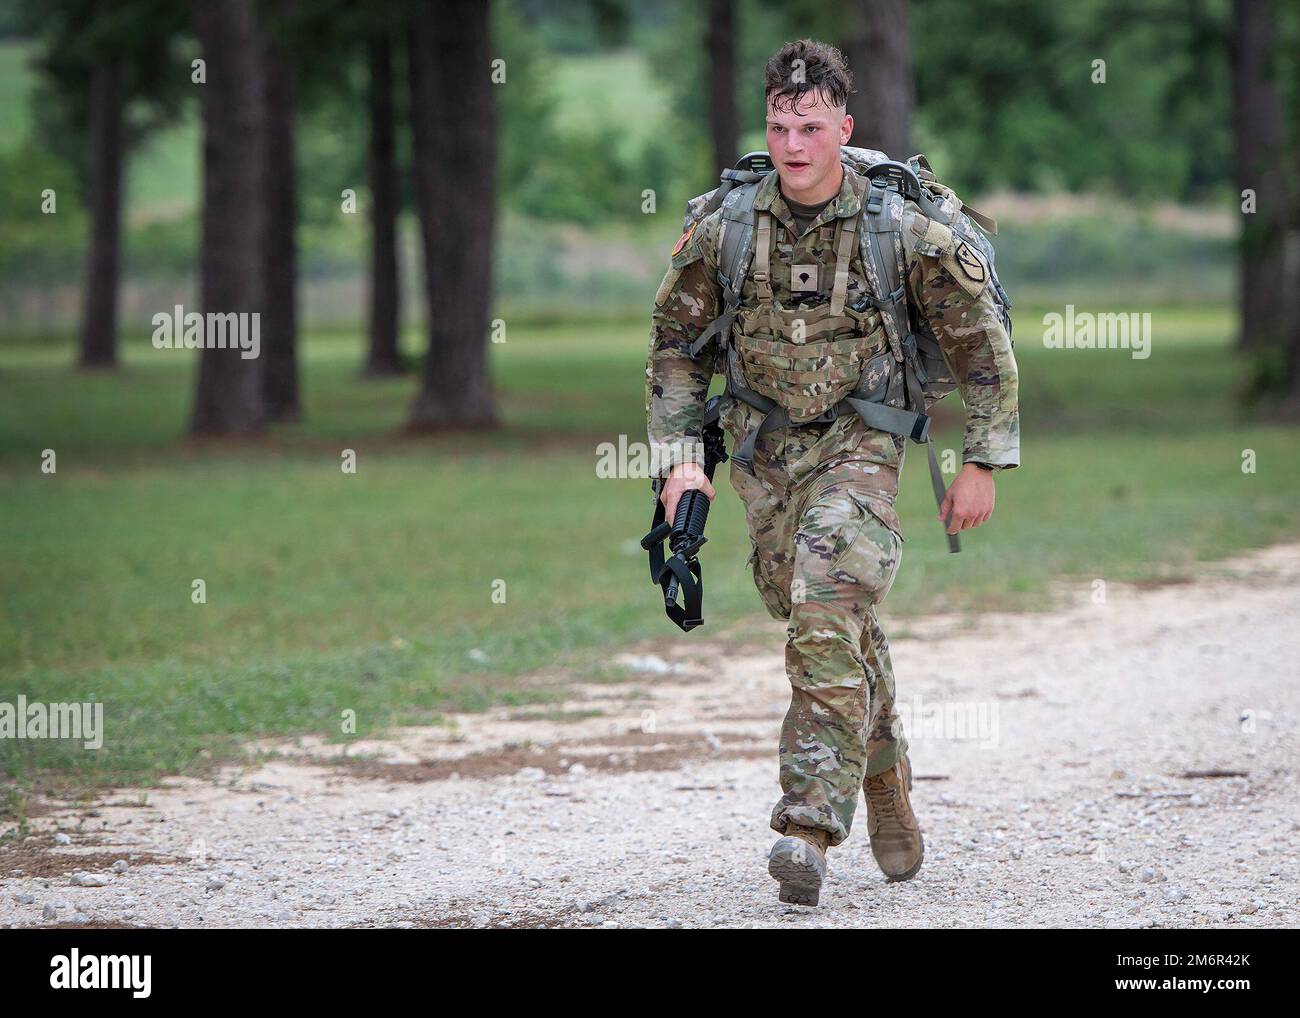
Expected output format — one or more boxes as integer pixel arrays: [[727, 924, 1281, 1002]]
[[639, 396, 728, 631]]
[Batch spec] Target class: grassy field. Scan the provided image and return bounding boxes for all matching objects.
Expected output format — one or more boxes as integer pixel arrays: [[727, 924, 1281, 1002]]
[[2, 303, 1299, 792]]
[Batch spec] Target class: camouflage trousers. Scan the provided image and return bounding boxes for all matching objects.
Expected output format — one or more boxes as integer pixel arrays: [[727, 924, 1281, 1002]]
[[730, 448, 909, 848]]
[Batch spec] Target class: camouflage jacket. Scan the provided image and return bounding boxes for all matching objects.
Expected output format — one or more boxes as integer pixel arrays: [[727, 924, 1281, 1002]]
[[645, 162, 1020, 493]]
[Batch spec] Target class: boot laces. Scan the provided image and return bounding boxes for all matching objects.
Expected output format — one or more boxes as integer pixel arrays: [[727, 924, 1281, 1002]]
[[866, 772, 901, 821]]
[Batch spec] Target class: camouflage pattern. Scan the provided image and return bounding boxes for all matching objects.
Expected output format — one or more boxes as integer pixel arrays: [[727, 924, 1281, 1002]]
[[645, 159, 1020, 845], [681, 188, 720, 233], [733, 451, 908, 845], [730, 195, 884, 423]]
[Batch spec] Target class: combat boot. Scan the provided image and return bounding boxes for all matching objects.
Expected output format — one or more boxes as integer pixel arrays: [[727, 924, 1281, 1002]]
[[767, 822, 832, 906], [863, 752, 924, 881]]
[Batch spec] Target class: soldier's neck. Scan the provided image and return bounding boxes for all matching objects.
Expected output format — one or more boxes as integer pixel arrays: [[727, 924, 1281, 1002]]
[[779, 162, 843, 207]]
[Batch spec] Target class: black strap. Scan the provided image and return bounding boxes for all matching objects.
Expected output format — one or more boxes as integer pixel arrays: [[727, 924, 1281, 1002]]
[[642, 497, 706, 630], [640, 398, 728, 631]]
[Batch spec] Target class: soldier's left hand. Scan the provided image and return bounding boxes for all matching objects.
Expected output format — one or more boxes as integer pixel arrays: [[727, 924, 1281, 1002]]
[[938, 464, 996, 533]]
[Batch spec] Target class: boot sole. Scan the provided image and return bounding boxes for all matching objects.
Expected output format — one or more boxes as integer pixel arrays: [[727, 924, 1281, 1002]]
[[768, 837, 826, 906]]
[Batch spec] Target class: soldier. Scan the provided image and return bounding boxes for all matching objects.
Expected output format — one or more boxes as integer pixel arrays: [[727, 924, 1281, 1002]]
[[645, 39, 1020, 906]]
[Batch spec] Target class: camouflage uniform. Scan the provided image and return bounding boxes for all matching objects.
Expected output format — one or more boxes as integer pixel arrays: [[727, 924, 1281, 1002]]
[[646, 161, 1019, 846]]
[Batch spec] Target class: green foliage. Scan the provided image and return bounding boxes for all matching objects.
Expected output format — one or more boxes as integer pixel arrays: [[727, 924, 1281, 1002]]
[[517, 0, 632, 54], [296, 77, 369, 230], [17, 0, 191, 194], [507, 126, 638, 225], [494, 0, 562, 205], [911, 0, 1235, 201], [636, 0, 1248, 204], [0, 142, 85, 284], [122, 213, 196, 280]]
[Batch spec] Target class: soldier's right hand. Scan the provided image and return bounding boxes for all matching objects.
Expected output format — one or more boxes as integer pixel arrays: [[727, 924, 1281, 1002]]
[[660, 461, 715, 522]]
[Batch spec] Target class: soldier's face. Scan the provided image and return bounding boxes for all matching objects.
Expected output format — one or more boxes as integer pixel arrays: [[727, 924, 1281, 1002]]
[[765, 88, 853, 197]]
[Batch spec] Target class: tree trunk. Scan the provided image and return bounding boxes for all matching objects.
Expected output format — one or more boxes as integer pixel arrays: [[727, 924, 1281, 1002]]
[[78, 56, 125, 370], [706, 0, 738, 170], [843, 0, 913, 158], [1283, 308, 1300, 417], [405, 0, 498, 430], [364, 32, 403, 376], [1231, 0, 1285, 351], [260, 0, 300, 420], [1281, 171, 1300, 417], [190, 0, 267, 435]]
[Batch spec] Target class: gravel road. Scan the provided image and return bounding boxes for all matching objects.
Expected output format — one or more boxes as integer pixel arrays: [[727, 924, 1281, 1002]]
[[4, 543, 1298, 929]]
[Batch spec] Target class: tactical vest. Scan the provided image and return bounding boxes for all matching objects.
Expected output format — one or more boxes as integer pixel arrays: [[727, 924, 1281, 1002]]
[[684, 147, 1012, 553]]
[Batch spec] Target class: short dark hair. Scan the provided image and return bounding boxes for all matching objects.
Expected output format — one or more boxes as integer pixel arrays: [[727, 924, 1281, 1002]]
[[764, 39, 854, 115]]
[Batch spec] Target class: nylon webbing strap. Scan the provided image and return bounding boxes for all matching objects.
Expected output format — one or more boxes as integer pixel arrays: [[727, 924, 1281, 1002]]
[[860, 178, 961, 554], [961, 203, 997, 234], [692, 182, 732, 226], [733, 403, 789, 476], [724, 345, 786, 475], [754, 212, 773, 302], [725, 343, 961, 553], [899, 344, 960, 554], [863, 188, 909, 353], [721, 168, 768, 184], [689, 277, 742, 357], [691, 184, 760, 359], [841, 396, 928, 442], [829, 211, 858, 315], [926, 437, 960, 554], [900, 338, 928, 417]]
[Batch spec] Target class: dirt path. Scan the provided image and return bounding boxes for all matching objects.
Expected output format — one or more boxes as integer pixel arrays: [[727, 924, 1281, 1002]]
[[4, 545, 1299, 929]]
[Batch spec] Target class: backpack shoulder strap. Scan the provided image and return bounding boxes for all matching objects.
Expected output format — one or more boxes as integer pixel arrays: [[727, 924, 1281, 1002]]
[[855, 168, 962, 554], [858, 178, 910, 359], [688, 178, 762, 359]]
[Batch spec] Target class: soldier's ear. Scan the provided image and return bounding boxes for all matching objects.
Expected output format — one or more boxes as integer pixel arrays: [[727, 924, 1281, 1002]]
[[839, 112, 853, 145]]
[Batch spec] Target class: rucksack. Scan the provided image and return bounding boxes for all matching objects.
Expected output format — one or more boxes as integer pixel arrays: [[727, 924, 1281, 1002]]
[[681, 146, 1012, 553]]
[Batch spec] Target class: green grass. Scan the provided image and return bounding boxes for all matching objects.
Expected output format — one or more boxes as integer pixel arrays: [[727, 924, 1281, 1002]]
[[2, 305, 1298, 789]]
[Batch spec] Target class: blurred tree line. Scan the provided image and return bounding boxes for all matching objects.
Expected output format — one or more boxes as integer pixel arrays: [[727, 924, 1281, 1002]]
[[2, 0, 1299, 430]]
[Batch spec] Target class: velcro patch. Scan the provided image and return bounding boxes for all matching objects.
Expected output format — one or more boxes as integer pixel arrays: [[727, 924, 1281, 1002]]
[[903, 208, 956, 257], [954, 241, 987, 283], [670, 218, 709, 269], [940, 240, 990, 297], [654, 266, 683, 308], [791, 264, 819, 292]]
